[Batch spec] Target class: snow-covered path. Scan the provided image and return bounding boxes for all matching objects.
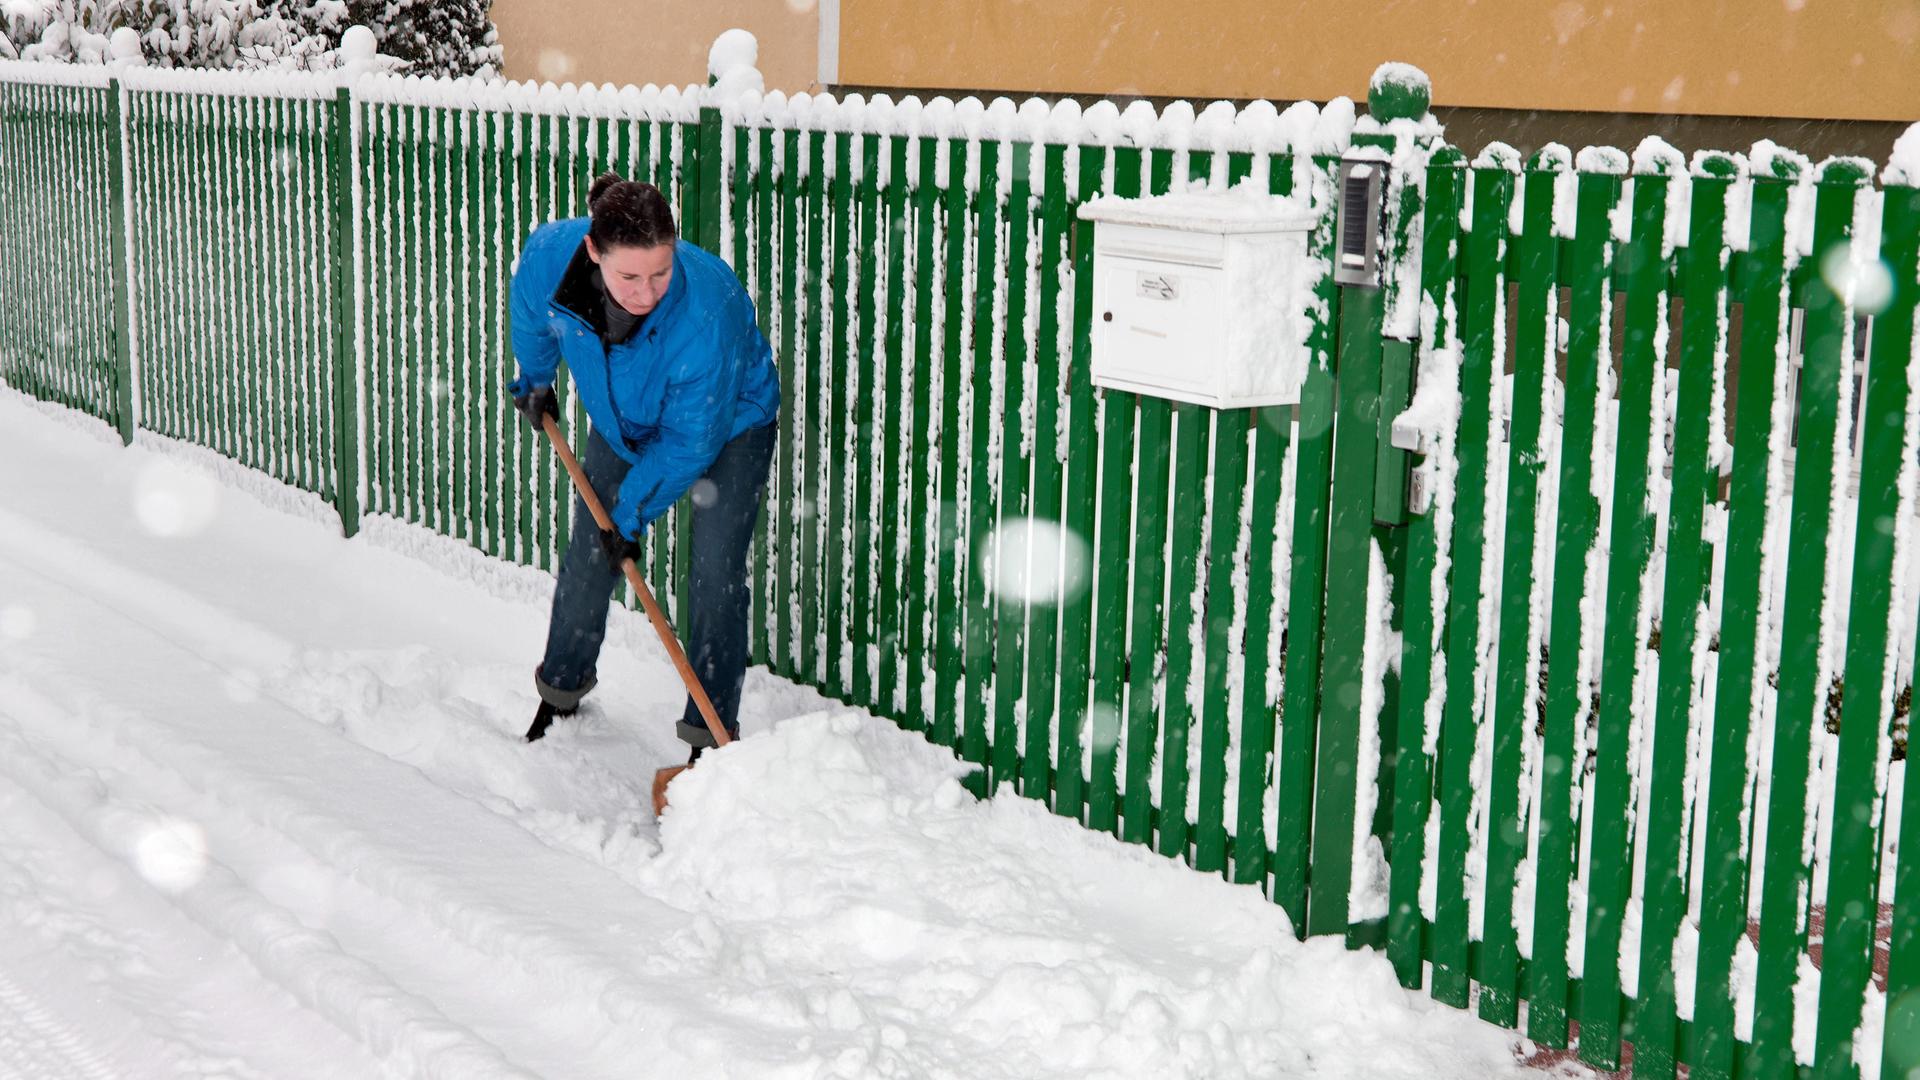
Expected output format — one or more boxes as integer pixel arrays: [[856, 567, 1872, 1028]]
[[0, 389, 1572, 1079]]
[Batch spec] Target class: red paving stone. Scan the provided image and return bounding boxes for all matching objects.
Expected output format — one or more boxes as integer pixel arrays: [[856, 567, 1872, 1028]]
[[1499, 902, 1895, 1077]]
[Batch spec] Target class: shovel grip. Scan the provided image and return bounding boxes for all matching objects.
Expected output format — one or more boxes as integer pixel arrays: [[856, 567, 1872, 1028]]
[[541, 414, 732, 748]]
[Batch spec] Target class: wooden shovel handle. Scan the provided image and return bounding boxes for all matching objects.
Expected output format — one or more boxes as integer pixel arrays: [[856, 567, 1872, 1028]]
[[541, 414, 731, 748]]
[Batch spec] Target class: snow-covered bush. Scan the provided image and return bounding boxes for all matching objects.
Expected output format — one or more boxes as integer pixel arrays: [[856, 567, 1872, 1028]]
[[355, 0, 498, 80], [0, 0, 501, 75]]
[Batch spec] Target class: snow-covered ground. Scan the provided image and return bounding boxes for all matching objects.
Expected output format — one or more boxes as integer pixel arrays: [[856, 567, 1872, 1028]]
[[0, 387, 1576, 1079]]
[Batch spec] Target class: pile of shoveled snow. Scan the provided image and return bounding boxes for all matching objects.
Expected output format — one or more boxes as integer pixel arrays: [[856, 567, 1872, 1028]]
[[643, 711, 1556, 1080]]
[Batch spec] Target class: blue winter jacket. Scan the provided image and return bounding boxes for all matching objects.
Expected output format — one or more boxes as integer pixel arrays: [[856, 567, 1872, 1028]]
[[508, 219, 779, 539]]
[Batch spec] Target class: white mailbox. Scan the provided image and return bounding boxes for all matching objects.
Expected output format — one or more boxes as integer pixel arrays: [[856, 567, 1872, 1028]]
[[1079, 187, 1320, 409]]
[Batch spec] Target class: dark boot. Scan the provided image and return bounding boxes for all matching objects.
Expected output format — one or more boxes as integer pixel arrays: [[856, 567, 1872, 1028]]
[[524, 700, 576, 742]]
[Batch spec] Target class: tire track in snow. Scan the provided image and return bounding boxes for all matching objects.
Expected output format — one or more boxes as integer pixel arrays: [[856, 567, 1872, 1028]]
[[0, 502, 299, 675], [0, 484, 783, 1069], [0, 717, 538, 1080], [0, 499, 689, 907], [0, 965, 121, 1080], [0, 780, 288, 1080], [0, 552, 747, 1070], [0, 495, 664, 884], [0, 674, 725, 1068]]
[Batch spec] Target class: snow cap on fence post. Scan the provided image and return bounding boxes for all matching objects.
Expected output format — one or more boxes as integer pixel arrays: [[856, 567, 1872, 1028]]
[[1347, 62, 1438, 342], [338, 25, 378, 83], [1814, 154, 1874, 186], [1367, 63, 1431, 128], [1352, 62, 1439, 154], [689, 30, 760, 259], [707, 29, 764, 100], [709, 28, 757, 80], [107, 27, 144, 67], [1883, 123, 1920, 188]]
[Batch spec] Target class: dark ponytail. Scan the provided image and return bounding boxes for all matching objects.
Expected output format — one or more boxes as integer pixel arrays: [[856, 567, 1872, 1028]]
[[587, 171, 677, 251], [587, 172, 622, 207]]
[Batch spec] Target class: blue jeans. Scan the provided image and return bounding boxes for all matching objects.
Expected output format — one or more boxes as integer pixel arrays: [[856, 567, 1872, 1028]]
[[535, 423, 776, 747]]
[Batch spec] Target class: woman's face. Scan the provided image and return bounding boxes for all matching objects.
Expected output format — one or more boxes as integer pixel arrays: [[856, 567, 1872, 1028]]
[[587, 238, 674, 316]]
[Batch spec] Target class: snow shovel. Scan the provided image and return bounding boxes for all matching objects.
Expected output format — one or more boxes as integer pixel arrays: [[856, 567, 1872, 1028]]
[[537, 414, 732, 815]]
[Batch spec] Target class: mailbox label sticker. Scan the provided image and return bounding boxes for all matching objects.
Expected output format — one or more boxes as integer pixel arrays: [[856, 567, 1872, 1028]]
[[1136, 272, 1179, 301]]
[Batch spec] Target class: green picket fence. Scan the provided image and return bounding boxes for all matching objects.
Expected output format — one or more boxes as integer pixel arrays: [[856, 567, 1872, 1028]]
[[0, 68, 125, 434], [5, 49, 1920, 1080], [1387, 144, 1920, 1080], [719, 102, 1334, 906], [122, 72, 354, 510], [356, 81, 714, 624]]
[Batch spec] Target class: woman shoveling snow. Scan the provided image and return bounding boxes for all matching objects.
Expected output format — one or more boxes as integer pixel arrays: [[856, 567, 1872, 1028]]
[[505, 173, 780, 780]]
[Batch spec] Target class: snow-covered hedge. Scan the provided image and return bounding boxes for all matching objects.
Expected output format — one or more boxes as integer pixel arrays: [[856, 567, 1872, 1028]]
[[0, 0, 499, 77]]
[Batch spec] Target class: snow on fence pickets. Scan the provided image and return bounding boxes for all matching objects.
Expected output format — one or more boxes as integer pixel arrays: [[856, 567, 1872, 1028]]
[[0, 62, 118, 430], [122, 66, 352, 509], [6, 28, 1920, 1080]]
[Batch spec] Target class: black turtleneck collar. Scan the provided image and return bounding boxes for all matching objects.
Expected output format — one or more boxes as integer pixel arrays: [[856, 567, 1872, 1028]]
[[552, 240, 643, 348]]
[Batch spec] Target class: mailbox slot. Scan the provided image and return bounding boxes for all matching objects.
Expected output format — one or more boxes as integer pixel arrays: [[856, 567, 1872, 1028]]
[[1100, 227, 1227, 269], [1334, 159, 1385, 287]]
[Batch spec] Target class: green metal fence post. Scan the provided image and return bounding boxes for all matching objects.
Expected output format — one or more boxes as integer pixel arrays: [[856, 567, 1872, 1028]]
[[1480, 144, 1567, 1030], [1384, 145, 1464, 989], [1087, 145, 1143, 835], [1308, 277, 1383, 938], [855, 129, 882, 715], [1432, 147, 1517, 1008], [328, 86, 360, 538], [1811, 155, 1897, 1080], [828, 128, 854, 703], [1307, 74, 1430, 943], [1272, 153, 1343, 938], [1055, 141, 1106, 822], [1525, 160, 1623, 1047], [1025, 138, 1070, 799], [1578, 151, 1671, 1074], [1227, 117, 1300, 889], [1750, 157, 1864, 1078], [1882, 152, 1920, 1080], [694, 97, 724, 255], [1633, 151, 1738, 1080], [106, 78, 134, 445], [1690, 158, 1792, 1080], [1368, 71, 1432, 527]]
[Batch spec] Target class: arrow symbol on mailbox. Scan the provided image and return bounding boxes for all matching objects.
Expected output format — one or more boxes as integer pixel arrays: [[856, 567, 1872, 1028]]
[[1136, 272, 1178, 300]]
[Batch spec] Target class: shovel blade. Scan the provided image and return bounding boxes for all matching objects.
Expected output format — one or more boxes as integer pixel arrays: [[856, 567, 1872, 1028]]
[[652, 764, 690, 816]]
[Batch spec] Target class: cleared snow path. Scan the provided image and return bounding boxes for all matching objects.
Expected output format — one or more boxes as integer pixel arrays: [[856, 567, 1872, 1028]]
[[0, 389, 1577, 1079]]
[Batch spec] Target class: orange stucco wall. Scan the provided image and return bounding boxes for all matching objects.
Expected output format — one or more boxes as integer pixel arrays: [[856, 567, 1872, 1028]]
[[492, 0, 822, 94], [837, 0, 1920, 122]]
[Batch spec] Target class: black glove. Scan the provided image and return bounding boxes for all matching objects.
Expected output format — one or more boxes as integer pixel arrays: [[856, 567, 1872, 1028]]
[[598, 526, 642, 568], [511, 382, 558, 432]]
